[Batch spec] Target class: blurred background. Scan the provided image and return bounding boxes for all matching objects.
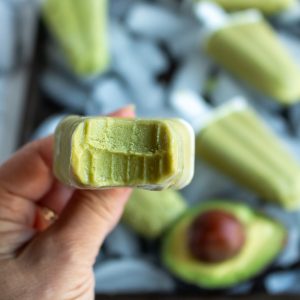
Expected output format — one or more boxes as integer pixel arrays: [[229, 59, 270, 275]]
[[2, 0, 300, 297]]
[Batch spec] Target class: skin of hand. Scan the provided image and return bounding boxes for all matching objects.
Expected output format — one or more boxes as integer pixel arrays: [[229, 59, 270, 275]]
[[0, 106, 135, 300]]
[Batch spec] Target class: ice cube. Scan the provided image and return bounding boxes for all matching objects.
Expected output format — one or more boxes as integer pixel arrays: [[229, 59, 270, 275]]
[[94, 258, 175, 294], [0, 1, 17, 71], [126, 3, 193, 41], [0, 77, 7, 112], [279, 32, 300, 66], [289, 103, 300, 137], [167, 26, 204, 58], [170, 51, 211, 97], [40, 69, 89, 112], [110, 0, 138, 20], [104, 224, 140, 258], [265, 271, 300, 294], [110, 23, 166, 111], [85, 76, 131, 115], [210, 71, 248, 106], [132, 38, 168, 75], [31, 114, 66, 140]]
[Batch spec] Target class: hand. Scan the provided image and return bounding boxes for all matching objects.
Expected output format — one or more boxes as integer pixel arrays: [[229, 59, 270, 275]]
[[0, 107, 135, 300]]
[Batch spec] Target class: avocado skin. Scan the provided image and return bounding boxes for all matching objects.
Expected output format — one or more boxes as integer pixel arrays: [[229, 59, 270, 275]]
[[162, 201, 286, 289]]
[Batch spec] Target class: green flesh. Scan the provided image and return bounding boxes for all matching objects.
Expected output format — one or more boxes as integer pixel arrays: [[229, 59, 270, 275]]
[[123, 189, 187, 239], [54, 116, 194, 189], [196, 108, 300, 210], [43, 0, 109, 75], [199, 0, 295, 14], [206, 20, 300, 104], [162, 201, 286, 289]]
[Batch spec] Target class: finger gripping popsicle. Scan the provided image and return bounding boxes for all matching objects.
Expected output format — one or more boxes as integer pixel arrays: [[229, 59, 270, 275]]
[[54, 116, 195, 190]]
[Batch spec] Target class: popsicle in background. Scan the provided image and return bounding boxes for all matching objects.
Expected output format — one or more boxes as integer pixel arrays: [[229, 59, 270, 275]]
[[196, 0, 295, 15], [123, 189, 187, 239], [170, 90, 300, 210], [43, 0, 109, 76], [194, 2, 300, 105], [195, 99, 300, 211]]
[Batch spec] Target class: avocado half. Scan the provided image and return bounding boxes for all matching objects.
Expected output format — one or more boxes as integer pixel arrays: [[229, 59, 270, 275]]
[[162, 201, 286, 289]]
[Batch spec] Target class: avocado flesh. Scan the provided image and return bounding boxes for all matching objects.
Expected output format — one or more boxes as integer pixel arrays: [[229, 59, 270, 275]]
[[123, 189, 187, 239], [162, 201, 286, 289], [206, 20, 300, 105], [54, 116, 194, 190], [201, 0, 295, 14], [43, 0, 109, 75], [196, 108, 300, 210]]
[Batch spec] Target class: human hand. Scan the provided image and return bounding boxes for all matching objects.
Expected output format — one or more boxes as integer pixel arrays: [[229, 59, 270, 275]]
[[0, 107, 135, 300]]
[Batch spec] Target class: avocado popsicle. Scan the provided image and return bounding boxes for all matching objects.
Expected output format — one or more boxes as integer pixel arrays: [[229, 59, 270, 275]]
[[43, 0, 109, 76], [123, 189, 187, 239], [196, 100, 300, 210], [54, 116, 195, 190], [199, 0, 295, 15], [195, 4, 300, 105]]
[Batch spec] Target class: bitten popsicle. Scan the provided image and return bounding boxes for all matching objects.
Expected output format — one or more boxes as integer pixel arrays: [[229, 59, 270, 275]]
[[54, 116, 195, 190]]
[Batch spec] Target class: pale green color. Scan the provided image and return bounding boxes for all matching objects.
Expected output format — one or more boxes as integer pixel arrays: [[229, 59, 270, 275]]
[[123, 189, 187, 239], [162, 201, 286, 289], [198, 0, 295, 14], [206, 20, 300, 105], [196, 108, 300, 210], [54, 116, 194, 190], [43, 0, 109, 75]]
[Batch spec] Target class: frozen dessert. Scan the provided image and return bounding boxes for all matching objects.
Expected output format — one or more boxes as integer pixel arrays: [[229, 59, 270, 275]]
[[196, 101, 300, 210], [123, 189, 187, 239], [43, 0, 109, 75], [199, 8, 300, 105], [54, 116, 195, 190]]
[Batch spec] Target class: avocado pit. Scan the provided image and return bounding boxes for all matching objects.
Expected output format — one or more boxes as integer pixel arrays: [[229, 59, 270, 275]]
[[188, 210, 246, 263]]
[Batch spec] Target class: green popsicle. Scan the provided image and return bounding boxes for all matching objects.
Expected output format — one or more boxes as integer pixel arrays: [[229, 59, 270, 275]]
[[54, 116, 195, 190], [123, 189, 187, 239], [205, 16, 300, 105], [196, 104, 300, 210], [43, 0, 109, 75]]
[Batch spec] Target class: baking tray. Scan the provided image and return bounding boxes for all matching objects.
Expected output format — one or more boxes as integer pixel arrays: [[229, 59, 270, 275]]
[[19, 22, 300, 300]]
